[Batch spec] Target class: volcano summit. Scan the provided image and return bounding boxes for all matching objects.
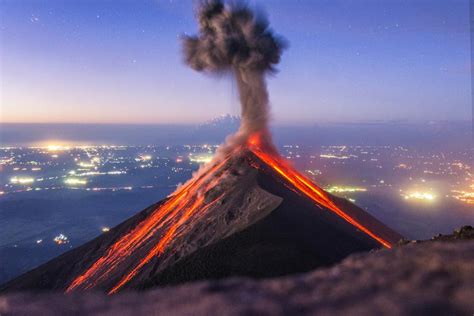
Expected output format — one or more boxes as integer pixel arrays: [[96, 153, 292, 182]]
[[1, 0, 402, 294]]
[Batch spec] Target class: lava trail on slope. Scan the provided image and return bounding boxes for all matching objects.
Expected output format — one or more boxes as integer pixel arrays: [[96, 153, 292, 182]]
[[65, 157, 231, 293], [247, 133, 392, 249]]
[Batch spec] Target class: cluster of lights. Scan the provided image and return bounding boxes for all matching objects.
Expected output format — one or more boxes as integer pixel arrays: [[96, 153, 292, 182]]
[[188, 154, 213, 164], [77, 161, 95, 168], [46, 145, 71, 152], [402, 191, 436, 201], [107, 170, 126, 175], [10, 177, 35, 184], [305, 169, 322, 176], [320, 154, 350, 160], [86, 186, 133, 192], [64, 178, 87, 185], [395, 163, 410, 169], [327, 186, 367, 193], [3, 143, 471, 209], [53, 234, 69, 245], [451, 184, 474, 205], [135, 155, 152, 162], [451, 162, 469, 170]]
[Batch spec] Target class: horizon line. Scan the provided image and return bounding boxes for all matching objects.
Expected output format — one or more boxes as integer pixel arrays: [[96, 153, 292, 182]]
[[0, 119, 471, 126]]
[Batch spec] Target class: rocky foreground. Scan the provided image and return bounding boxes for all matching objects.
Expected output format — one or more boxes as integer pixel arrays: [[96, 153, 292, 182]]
[[1, 227, 473, 316]]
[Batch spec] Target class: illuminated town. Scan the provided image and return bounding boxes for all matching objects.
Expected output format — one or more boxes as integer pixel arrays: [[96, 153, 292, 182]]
[[0, 144, 217, 196], [2, 143, 472, 207]]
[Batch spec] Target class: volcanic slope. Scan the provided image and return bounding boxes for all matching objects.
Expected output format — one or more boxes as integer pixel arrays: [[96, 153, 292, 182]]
[[1, 150, 402, 293]]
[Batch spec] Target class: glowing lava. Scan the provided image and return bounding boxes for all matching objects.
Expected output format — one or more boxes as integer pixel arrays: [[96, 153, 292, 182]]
[[66, 134, 392, 295], [247, 133, 392, 249], [66, 157, 230, 293]]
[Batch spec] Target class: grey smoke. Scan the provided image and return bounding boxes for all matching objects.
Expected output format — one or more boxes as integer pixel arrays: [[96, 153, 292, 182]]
[[183, 0, 286, 152]]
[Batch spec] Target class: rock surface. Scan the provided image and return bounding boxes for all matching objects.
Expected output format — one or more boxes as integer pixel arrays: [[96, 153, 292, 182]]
[[1, 240, 472, 316]]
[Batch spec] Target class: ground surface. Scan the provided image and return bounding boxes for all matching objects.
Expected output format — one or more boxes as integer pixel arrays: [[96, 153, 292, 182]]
[[1, 239, 472, 316]]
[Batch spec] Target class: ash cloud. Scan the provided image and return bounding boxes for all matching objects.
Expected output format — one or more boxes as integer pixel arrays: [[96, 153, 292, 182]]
[[183, 0, 286, 153]]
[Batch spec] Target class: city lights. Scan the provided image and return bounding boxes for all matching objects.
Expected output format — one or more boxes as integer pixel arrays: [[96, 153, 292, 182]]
[[1, 144, 471, 208], [10, 177, 35, 184], [451, 184, 474, 205], [320, 154, 350, 159], [327, 186, 367, 193], [46, 144, 70, 152], [402, 191, 436, 202], [64, 178, 87, 185], [135, 155, 152, 162], [53, 234, 69, 245], [189, 154, 213, 164], [107, 171, 126, 175], [77, 162, 95, 168]]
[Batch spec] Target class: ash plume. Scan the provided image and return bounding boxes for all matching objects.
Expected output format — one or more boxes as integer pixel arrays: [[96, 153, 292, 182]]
[[183, 0, 286, 153]]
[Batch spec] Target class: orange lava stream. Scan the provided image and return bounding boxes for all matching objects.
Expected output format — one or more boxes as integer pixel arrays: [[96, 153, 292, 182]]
[[108, 191, 224, 294], [66, 158, 229, 293], [248, 134, 392, 249]]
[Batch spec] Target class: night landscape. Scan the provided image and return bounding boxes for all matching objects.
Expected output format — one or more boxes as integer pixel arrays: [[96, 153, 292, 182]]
[[0, 1, 473, 315]]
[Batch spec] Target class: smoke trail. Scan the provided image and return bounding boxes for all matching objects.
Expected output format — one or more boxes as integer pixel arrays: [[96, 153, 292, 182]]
[[183, 0, 285, 154]]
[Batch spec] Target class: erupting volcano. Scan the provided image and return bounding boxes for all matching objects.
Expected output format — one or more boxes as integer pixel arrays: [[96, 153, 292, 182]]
[[1, 0, 402, 294]]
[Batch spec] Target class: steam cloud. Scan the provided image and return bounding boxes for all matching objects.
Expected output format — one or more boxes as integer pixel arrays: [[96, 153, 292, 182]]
[[183, 0, 286, 153]]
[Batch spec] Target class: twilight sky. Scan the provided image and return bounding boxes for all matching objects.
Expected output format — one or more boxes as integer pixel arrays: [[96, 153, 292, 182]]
[[0, 0, 471, 124]]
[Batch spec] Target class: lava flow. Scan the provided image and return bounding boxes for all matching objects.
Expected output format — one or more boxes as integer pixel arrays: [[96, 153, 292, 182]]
[[65, 156, 231, 293], [65, 133, 392, 294], [247, 133, 392, 249]]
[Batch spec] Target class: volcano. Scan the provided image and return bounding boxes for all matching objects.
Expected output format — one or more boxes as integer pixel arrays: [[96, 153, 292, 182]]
[[1, 0, 403, 295], [1, 136, 402, 294]]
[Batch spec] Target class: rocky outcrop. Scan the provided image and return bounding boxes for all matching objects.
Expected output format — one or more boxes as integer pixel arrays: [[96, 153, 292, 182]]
[[1, 239, 472, 316]]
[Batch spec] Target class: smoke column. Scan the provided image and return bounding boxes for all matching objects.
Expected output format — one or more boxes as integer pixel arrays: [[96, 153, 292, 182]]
[[183, 0, 285, 154]]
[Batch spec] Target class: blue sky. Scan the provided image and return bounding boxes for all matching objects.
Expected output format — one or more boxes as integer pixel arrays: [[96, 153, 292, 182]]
[[0, 0, 471, 124]]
